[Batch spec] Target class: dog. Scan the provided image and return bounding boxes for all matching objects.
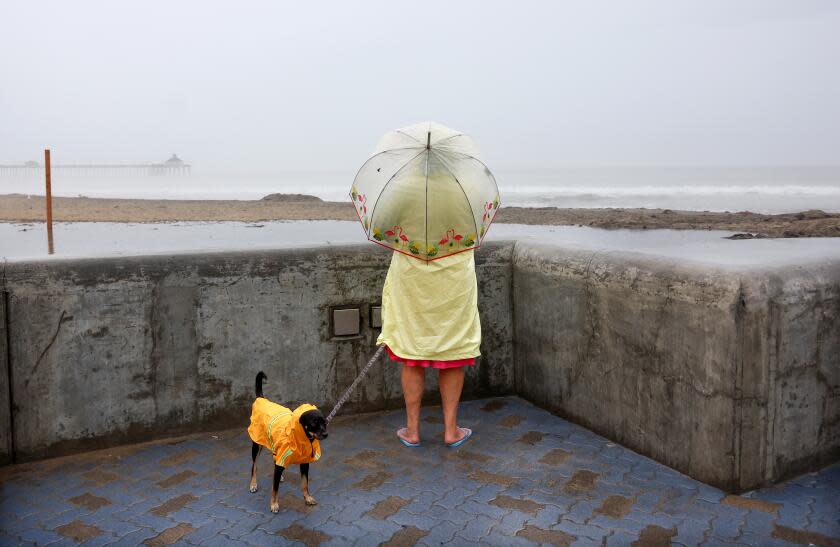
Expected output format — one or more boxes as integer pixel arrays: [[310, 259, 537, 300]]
[[248, 371, 328, 513]]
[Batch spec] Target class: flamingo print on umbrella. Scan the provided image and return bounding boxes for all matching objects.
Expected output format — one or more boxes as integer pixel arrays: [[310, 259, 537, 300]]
[[385, 225, 410, 246], [356, 193, 368, 215], [439, 229, 463, 249], [480, 197, 499, 237]]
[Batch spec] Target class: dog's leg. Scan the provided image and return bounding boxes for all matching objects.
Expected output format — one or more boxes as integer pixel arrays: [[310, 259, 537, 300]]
[[270, 465, 285, 513], [300, 463, 317, 506], [249, 442, 262, 493]]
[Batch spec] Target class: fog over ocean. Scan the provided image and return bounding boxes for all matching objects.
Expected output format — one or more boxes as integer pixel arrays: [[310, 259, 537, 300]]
[[3, 166, 839, 214]]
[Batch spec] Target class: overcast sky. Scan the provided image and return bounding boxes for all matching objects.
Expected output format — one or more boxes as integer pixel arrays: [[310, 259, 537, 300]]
[[1, 1, 838, 172]]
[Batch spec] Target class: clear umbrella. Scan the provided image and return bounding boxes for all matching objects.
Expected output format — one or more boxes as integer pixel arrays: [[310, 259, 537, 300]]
[[350, 121, 500, 261]]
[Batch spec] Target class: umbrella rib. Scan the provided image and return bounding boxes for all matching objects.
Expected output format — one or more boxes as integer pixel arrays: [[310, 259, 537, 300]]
[[366, 149, 427, 236], [396, 129, 424, 145], [350, 147, 425, 190], [433, 149, 501, 206], [430, 150, 479, 242], [431, 133, 463, 147]]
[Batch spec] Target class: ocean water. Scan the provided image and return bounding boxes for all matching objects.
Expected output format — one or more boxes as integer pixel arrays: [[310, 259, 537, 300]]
[[2, 166, 839, 214]]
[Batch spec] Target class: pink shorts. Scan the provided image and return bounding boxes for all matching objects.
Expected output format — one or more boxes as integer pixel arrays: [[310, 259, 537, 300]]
[[386, 345, 476, 369]]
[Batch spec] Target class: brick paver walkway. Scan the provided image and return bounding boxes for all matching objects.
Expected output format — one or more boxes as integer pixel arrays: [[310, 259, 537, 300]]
[[1, 397, 838, 546]]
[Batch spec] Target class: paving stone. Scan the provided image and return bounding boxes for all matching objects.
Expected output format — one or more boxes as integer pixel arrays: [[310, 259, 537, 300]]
[[603, 530, 638, 546], [380, 524, 429, 546], [68, 492, 112, 511], [517, 431, 546, 446], [481, 400, 508, 412], [90, 517, 144, 538], [593, 495, 635, 518], [709, 512, 745, 542], [415, 519, 462, 546], [276, 522, 332, 546], [631, 524, 678, 546], [721, 495, 781, 515], [234, 528, 276, 547], [499, 415, 525, 428], [366, 496, 411, 519], [740, 510, 775, 538], [157, 471, 199, 489], [770, 523, 840, 546], [105, 527, 157, 547], [150, 494, 199, 517], [53, 519, 104, 543], [469, 469, 517, 487], [563, 470, 599, 495], [493, 510, 531, 537], [178, 520, 231, 545], [354, 515, 404, 538], [127, 512, 179, 534], [452, 514, 496, 543], [552, 519, 609, 544], [589, 514, 648, 536], [143, 523, 196, 546], [490, 495, 544, 515], [563, 500, 599, 524], [516, 523, 576, 546], [211, 511, 268, 540]]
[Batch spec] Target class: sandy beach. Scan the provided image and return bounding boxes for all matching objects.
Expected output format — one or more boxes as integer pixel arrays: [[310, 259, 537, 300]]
[[2, 193, 839, 237]]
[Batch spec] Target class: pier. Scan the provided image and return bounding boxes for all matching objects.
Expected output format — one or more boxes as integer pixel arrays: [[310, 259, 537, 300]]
[[0, 153, 190, 177]]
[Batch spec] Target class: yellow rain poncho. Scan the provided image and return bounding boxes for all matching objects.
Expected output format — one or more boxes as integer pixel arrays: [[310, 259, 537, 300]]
[[376, 249, 481, 361], [248, 399, 322, 467]]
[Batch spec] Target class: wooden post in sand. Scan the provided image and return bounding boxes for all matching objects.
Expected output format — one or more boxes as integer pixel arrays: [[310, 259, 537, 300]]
[[45, 149, 54, 254]]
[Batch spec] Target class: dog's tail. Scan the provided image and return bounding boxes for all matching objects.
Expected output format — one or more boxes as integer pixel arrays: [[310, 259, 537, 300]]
[[255, 371, 267, 398]]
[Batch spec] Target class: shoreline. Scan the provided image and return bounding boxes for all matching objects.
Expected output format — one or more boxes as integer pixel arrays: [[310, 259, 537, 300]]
[[2, 193, 839, 238]]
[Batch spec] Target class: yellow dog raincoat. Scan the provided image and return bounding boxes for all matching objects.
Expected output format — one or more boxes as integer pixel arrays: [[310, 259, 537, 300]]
[[248, 399, 322, 467]]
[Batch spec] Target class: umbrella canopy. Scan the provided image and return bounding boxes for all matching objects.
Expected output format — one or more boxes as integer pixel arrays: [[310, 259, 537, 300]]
[[350, 121, 500, 261]]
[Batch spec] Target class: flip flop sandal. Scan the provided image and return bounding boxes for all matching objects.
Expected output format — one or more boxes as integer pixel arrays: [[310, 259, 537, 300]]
[[446, 428, 473, 448], [397, 428, 421, 448]]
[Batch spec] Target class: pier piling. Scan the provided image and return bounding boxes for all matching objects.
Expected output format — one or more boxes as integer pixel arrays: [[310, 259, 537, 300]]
[[45, 149, 54, 254]]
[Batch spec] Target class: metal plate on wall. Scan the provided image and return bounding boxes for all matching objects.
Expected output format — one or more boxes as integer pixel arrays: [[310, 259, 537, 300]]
[[333, 308, 360, 336]]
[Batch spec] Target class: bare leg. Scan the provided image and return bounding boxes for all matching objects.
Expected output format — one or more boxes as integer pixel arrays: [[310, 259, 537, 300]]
[[439, 367, 466, 444], [400, 365, 425, 444]]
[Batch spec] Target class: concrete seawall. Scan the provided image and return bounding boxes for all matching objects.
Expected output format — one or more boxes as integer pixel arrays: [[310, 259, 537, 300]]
[[0, 243, 514, 463], [2, 240, 838, 491], [512, 242, 840, 491]]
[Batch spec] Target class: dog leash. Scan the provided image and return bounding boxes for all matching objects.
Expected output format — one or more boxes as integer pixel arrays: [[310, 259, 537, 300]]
[[325, 344, 386, 424]]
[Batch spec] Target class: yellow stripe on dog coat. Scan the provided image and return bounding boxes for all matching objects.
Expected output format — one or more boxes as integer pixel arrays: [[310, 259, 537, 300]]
[[248, 398, 322, 467]]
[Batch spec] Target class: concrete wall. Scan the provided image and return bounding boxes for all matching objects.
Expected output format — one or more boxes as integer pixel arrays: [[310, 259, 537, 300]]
[[3, 242, 514, 462], [740, 261, 840, 488], [512, 242, 840, 491]]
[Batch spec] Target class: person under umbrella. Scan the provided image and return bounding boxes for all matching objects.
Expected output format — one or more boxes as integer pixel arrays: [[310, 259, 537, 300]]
[[350, 121, 500, 447]]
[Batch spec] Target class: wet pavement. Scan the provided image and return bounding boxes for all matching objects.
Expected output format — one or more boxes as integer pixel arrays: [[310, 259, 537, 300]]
[[1, 397, 838, 546]]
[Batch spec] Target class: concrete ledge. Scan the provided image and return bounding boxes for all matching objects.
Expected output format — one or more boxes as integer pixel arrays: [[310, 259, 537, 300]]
[[512, 241, 840, 491], [3, 242, 515, 462]]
